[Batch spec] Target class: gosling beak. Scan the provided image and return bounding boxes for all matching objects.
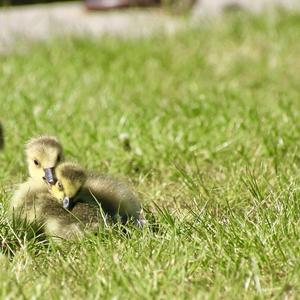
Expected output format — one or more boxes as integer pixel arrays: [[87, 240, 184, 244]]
[[44, 168, 56, 185], [63, 197, 72, 209]]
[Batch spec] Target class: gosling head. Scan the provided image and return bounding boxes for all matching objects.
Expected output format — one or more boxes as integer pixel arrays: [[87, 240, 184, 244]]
[[25, 136, 63, 185], [48, 162, 86, 210]]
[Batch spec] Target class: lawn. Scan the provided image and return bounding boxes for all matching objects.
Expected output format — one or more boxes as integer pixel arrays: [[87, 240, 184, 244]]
[[1, 10, 300, 299]]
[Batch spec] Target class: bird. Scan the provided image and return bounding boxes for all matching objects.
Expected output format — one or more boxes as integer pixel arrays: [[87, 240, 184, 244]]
[[48, 162, 146, 226], [31, 192, 103, 240], [10, 135, 64, 222], [25, 135, 63, 185]]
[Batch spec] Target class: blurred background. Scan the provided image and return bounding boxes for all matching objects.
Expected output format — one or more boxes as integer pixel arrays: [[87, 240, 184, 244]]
[[1, 0, 299, 54], [2, 0, 299, 12]]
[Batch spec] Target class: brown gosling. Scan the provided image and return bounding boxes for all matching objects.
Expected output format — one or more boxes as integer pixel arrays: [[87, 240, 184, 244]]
[[49, 162, 146, 225]]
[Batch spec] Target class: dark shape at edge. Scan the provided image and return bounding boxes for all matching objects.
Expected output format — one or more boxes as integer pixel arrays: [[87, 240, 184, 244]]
[[0, 122, 4, 150]]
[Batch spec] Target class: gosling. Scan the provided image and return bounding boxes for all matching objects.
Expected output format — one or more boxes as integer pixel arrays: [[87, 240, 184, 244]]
[[32, 192, 103, 240], [10, 135, 63, 222], [49, 162, 145, 225]]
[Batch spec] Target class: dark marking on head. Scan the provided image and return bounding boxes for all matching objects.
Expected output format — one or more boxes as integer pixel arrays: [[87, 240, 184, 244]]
[[59, 163, 86, 183]]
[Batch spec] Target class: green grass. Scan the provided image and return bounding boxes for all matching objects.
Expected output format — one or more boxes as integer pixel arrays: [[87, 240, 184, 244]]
[[1, 10, 300, 299]]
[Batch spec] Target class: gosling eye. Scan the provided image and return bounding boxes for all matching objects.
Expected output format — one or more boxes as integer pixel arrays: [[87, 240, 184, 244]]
[[33, 159, 40, 166], [57, 155, 61, 164], [57, 181, 63, 191]]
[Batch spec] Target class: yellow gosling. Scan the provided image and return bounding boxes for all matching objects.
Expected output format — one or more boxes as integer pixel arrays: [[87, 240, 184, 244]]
[[10, 136, 63, 221]]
